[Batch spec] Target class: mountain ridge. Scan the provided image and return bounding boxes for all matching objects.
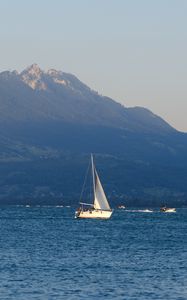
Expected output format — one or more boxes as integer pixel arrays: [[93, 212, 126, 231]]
[[0, 64, 186, 206], [0, 64, 175, 134]]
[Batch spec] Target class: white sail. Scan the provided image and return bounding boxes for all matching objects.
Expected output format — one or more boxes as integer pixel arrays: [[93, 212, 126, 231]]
[[94, 169, 111, 211]]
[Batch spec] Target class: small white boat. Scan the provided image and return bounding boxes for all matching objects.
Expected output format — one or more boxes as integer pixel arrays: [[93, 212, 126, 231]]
[[118, 205, 126, 209], [160, 206, 176, 213], [75, 155, 113, 219]]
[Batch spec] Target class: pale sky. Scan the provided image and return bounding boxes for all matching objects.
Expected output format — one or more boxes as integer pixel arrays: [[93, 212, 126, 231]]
[[0, 0, 186, 131]]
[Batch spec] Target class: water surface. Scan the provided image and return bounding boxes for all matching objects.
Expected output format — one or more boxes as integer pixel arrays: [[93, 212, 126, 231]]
[[0, 207, 186, 299]]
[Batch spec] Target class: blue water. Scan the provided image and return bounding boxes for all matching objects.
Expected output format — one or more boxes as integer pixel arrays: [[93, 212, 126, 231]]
[[0, 207, 187, 300]]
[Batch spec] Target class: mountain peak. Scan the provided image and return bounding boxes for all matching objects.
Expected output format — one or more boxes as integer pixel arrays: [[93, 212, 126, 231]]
[[22, 64, 42, 76], [20, 64, 47, 90]]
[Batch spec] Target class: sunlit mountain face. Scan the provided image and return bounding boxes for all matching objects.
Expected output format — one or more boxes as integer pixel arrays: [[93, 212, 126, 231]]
[[0, 64, 187, 206]]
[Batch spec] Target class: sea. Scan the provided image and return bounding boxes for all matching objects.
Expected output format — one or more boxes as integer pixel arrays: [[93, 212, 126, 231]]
[[0, 206, 186, 300]]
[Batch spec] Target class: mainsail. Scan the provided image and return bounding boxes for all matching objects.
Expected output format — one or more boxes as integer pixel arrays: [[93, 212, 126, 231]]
[[93, 168, 111, 211]]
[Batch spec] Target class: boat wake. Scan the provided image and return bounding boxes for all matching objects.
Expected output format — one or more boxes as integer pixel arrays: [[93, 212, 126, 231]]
[[125, 209, 153, 213]]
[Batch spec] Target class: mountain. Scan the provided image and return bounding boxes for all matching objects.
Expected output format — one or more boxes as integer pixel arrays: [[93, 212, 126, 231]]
[[0, 64, 187, 207], [0, 64, 173, 132]]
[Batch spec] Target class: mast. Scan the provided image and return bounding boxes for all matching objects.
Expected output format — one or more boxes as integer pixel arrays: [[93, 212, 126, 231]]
[[91, 154, 96, 201]]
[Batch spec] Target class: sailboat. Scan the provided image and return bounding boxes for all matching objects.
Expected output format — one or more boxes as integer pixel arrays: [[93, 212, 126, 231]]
[[75, 155, 113, 219]]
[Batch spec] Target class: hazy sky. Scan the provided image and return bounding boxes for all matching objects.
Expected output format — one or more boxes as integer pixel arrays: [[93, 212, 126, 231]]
[[0, 0, 186, 131]]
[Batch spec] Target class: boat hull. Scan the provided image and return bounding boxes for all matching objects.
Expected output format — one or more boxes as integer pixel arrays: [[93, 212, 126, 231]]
[[160, 207, 176, 213], [75, 209, 113, 219]]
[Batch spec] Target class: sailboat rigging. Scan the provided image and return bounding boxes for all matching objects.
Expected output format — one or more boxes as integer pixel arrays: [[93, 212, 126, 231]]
[[75, 155, 113, 219]]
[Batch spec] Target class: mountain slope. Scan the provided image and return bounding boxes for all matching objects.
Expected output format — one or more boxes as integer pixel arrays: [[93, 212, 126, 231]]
[[0, 64, 187, 206], [0, 64, 174, 133]]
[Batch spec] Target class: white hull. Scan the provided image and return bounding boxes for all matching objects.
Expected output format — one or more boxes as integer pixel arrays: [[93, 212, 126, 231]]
[[75, 209, 113, 219], [160, 207, 176, 213]]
